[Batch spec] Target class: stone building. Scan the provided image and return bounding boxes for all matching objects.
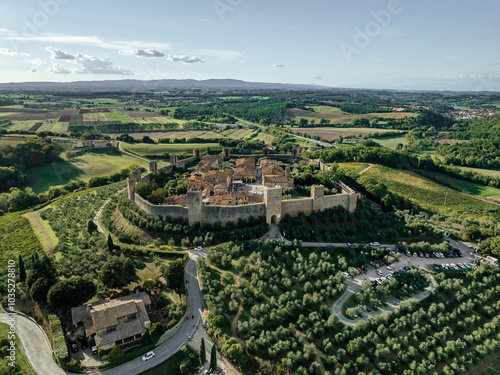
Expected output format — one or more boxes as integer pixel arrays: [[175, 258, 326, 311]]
[[71, 292, 152, 350]]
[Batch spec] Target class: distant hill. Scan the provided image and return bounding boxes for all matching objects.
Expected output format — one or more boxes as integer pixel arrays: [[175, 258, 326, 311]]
[[0, 78, 332, 92]]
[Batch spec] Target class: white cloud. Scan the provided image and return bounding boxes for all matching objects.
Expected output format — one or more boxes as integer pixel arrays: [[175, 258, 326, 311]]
[[44, 48, 133, 75], [240, 60, 247, 64], [0, 48, 16, 56], [46, 46, 76, 60], [167, 54, 205, 64], [119, 49, 166, 58], [311, 74, 323, 80], [30, 67, 38, 73], [273, 64, 285, 68], [0, 28, 172, 51], [74, 54, 133, 75], [28, 58, 45, 66], [47, 64, 72, 74]]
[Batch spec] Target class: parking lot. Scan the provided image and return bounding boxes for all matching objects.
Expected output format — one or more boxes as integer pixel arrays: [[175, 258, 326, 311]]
[[345, 239, 477, 288]]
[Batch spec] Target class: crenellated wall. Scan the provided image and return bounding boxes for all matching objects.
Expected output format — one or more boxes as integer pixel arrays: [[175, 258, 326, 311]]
[[134, 193, 189, 221], [128, 148, 359, 227]]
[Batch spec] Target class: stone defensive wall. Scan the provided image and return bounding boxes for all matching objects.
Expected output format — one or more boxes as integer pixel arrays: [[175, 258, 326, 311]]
[[126, 148, 359, 227]]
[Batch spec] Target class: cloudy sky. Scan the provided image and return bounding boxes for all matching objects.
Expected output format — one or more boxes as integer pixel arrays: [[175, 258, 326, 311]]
[[0, 0, 499, 91]]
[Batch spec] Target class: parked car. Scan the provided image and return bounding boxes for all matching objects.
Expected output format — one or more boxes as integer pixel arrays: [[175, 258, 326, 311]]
[[347, 242, 357, 247], [387, 264, 395, 270], [91, 346, 98, 355], [376, 270, 383, 276], [425, 253, 430, 258], [405, 250, 411, 257], [413, 252, 418, 257], [194, 246, 203, 251], [142, 351, 155, 362], [370, 242, 380, 247]]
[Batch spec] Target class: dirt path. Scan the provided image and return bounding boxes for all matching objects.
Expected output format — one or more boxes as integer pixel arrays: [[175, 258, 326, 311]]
[[118, 141, 151, 162], [297, 332, 326, 373], [230, 298, 249, 355], [25, 212, 55, 251], [359, 163, 374, 174]]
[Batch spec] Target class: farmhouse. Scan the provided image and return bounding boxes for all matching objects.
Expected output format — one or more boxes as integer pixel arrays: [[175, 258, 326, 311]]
[[71, 292, 152, 350]]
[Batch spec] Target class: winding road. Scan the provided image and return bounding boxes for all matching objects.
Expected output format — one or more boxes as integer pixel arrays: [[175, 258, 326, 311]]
[[5, 249, 232, 375]]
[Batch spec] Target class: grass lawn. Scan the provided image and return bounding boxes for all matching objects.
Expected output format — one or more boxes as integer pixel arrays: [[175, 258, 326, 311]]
[[0, 213, 43, 269], [122, 142, 221, 156], [459, 166, 500, 178], [0, 323, 35, 375], [373, 135, 407, 149], [421, 171, 500, 197], [356, 164, 499, 217], [25, 148, 148, 193], [127, 256, 165, 290], [23, 211, 59, 253], [336, 162, 371, 174]]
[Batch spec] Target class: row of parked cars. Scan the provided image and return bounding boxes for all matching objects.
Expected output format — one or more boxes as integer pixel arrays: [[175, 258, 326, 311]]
[[405, 250, 462, 259], [432, 263, 473, 270]]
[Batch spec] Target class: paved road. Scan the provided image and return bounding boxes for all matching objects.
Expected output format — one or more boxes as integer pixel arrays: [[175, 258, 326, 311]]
[[330, 241, 475, 326], [4, 252, 213, 375], [0, 313, 67, 375]]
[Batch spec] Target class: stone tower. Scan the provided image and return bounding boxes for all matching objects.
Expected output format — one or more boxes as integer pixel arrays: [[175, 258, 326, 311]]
[[263, 147, 269, 156], [187, 190, 203, 226], [311, 185, 325, 211], [285, 164, 291, 178], [193, 149, 201, 160], [127, 176, 136, 201], [292, 148, 299, 160], [169, 154, 178, 167], [149, 161, 158, 174], [263, 186, 282, 225], [133, 168, 142, 183], [223, 147, 230, 161]]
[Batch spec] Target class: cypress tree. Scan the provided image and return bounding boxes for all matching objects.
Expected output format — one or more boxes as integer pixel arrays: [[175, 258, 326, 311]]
[[199, 338, 206, 364], [210, 344, 217, 370], [19, 255, 26, 283], [107, 233, 114, 251]]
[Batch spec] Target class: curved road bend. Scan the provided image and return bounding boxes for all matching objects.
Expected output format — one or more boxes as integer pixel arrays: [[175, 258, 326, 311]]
[[2, 254, 208, 375]]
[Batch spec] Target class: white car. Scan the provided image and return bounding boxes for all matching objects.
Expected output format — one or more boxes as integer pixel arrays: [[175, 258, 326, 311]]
[[194, 246, 203, 251], [376, 270, 383, 276], [387, 265, 395, 270], [370, 242, 380, 247], [142, 351, 155, 362]]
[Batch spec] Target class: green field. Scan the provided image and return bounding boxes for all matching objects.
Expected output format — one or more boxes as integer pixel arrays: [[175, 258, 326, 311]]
[[122, 142, 222, 157], [422, 171, 500, 197], [0, 213, 43, 268], [26, 149, 148, 193], [295, 127, 402, 141], [341, 163, 499, 216], [0, 323, 35, 374], [106, 112, 133, 122], [287, 105, 417, 124], [373, 135, 407, 149], [459, 166, 500, 178], [0, 134, 38, 147]]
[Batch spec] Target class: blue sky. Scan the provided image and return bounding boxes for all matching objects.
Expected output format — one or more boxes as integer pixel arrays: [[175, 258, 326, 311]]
[[0, 0, 499, 90]]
